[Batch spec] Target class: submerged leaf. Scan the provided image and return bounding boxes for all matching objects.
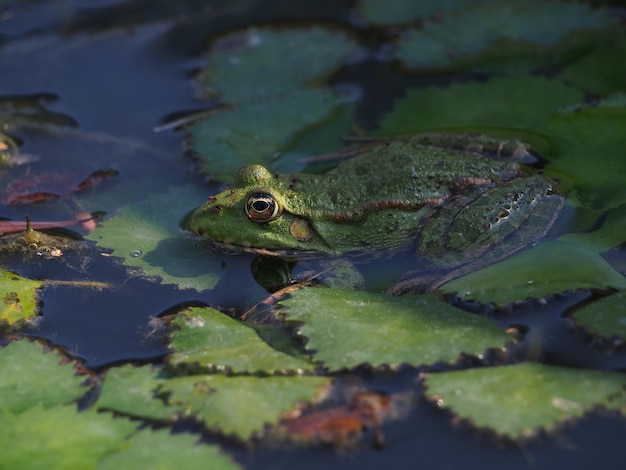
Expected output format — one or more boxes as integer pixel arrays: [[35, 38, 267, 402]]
[[441, 241, 626, 304], [0, 271, 43, 325], [169, 307, 313, 374], [0, 340, 85, 413], [560, 204, 626, 253], [162, 374, 331, 439], [279, 288, 511, 371], [424, 363, 626, 439], [87, 186, 227, 291], [571, 291, 626, 341]]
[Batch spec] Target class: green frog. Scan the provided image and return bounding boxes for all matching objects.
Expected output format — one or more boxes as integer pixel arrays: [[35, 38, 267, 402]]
[[183, 134, 563, 289]]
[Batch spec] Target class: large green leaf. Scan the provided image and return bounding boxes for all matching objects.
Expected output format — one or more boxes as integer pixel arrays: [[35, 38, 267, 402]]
[[424, 363, 626, 439], [279, 287, 511, 371], [394, 1, 617, 70], [162, 374, 331, 439], [0, 271, 43, 325], [440, 241, 626, 304], [87, 186, 228, 291], [571, 291, 626, 341], [169, 306, 313, 374], [0, 340, 85, 414], [0, 405, 137, 470], [199, 26, 355, 102], [99, 428, 240, 470], [376, 76, 581, 136], [186, 90, 341, 181]]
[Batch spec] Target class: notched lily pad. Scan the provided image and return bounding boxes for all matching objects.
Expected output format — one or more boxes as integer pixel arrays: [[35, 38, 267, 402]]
[[424, 363, 626, 439], [162, 373, 331, 440], [186, 89, 341, 181], [571, 291, 626, 342], [198, 26, 356, 102], [169, 306, 313, 374], [441, 241, 626, 305], [98, 428, 241, 470], [0, 405, 137, 469], [0, 271, 43, 325], [0, 340, 85, 413], [279, 287, 511, 371], [87, 186, 228, 291], [393, 1, 618, 71]]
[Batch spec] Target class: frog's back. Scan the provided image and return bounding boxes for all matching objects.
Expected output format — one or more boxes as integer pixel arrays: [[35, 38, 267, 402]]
[[299, 140, 523, 212]]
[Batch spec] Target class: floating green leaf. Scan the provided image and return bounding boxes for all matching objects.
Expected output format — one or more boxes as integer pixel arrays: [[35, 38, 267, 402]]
[[571, 291, 626, 341], [543, 104, 626, 209], [394, 1, 617, 70], [358, 0, 468, 26], [424, 363, 626, 439], [0, 340, 85, 414], [87, 186, 228, 291], [99, 428, 240, 470], [169, 307, 313, 374], [560, 204, 626, 253], [199, 26, 355, 102], [0, 270, 43, 325], [162, 374, 331, 439], [562, 36, 626, 96], [187, 90, 340, 181], [0, 405, 137, 470], [97, 364, 173, 421], [441, 241, 626, 304], [376, 76, 581, 137], [279, 288, 511, 371]]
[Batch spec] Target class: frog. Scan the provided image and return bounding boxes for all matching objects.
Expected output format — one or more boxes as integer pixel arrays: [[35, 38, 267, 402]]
[[183, 134, 563, 291]]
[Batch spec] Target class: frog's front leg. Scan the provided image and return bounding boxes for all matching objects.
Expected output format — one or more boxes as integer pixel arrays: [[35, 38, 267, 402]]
[[392, 174, 563, 294]]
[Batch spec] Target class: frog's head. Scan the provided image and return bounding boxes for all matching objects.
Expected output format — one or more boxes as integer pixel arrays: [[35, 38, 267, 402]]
[[183, 164, 333, 257]]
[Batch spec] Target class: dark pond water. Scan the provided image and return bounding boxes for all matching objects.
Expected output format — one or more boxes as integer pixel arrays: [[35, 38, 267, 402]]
[[1, 1, 626, 468]]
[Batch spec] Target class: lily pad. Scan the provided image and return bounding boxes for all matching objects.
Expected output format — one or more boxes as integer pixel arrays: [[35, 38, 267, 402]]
[[358, 0, 468, 26], [394, 1, 617, 70], [0, 340, 85, 413], [424, 363, 626, 439], [376, 76, 581, 137], [199, 26, 355, 102], [562, 36, 626, 96], [97, 364, 173, 421], [441, 240, 626, 304], [279, 287, 511, 371], [169, 306, 313, 374], [571, 291, 626, 341], [186, 89, 341, 181], [0, 405, 137, 470], [543, 104, 626, 209], [0, 271, 43, 325], [162, 374, 331, 439], [87, 186, 228, 291], [560, 204, 626, 253], [99, 428, 240, 470]]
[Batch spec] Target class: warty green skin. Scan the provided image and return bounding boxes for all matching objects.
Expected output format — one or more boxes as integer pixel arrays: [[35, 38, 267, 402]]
[[185, 136, 563, 270]]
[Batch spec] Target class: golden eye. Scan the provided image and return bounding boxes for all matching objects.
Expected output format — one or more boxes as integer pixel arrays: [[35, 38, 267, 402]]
[[245, 193, 281, 223]]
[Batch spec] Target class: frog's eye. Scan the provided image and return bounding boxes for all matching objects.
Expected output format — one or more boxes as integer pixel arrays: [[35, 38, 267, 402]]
[[245, 193, 282, 223]]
